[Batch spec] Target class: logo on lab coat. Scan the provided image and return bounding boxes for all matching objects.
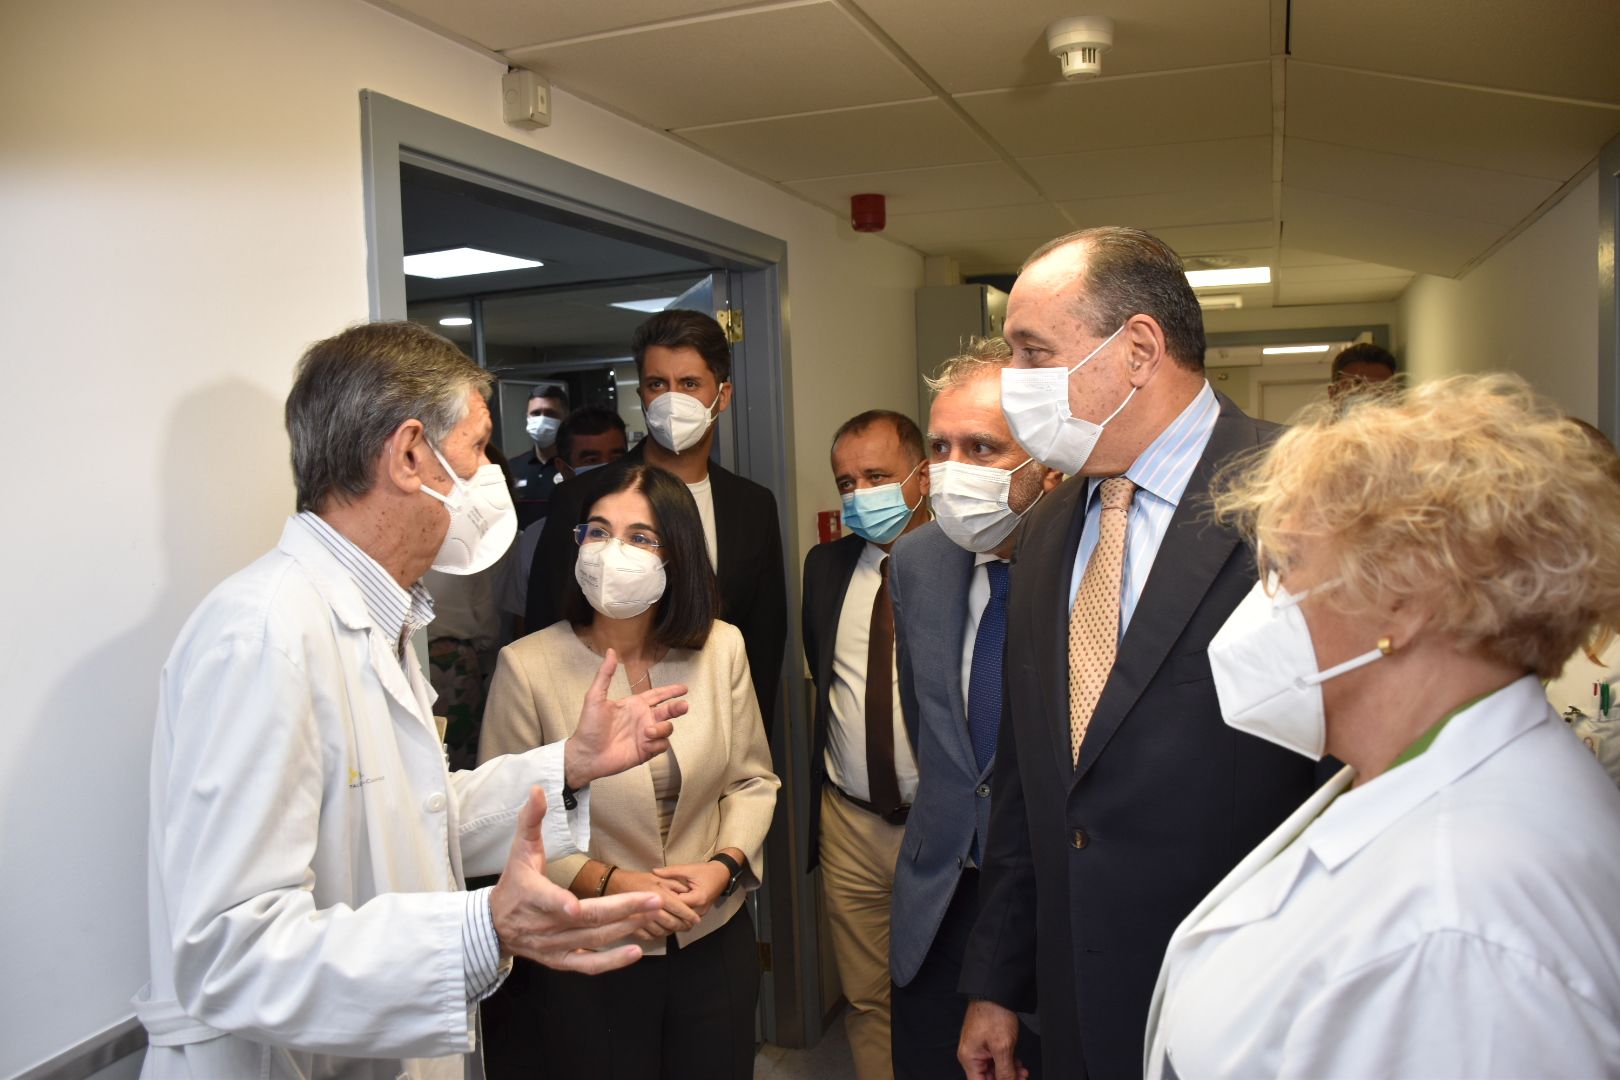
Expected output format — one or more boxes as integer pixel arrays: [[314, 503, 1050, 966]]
[[347, 768, 384, 788]]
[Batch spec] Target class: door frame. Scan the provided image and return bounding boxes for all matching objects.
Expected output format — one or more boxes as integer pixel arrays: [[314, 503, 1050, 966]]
[[360, 91, 821, 1047]]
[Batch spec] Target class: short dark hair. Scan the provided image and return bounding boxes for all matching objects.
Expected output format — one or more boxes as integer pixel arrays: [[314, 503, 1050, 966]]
[[285, 321, 489, 513], [529, 384, 569, 408], [631, 309, 732, 383], [1331, 343, 1397, 381], [561, 465, 719, 650], [557, 406, 627, 461], [831, 409, 925, 465], [1024, 226, 1207, 371]]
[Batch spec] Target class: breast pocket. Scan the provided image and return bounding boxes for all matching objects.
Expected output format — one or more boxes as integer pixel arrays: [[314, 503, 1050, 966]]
[[1168, 648, 1213, 686]]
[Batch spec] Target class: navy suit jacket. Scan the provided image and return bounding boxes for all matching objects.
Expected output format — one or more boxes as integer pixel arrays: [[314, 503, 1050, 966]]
[[887, 521, 989, 987], [800, 532, 867, 871], [958, 392, 1323, 1079]]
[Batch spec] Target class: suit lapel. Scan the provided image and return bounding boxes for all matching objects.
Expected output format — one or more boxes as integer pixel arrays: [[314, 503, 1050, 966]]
[[1073, 398, 1259, 784], [817, 535, 865, 688], [934, 543, 977, 770], [1019, 475, 1091, 779]]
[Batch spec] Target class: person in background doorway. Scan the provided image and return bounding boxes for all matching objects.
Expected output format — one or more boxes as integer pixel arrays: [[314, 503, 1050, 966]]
[[956, 227, 1321, 1080], [888, 340, 1059, 1079], [134, 321, 687, 1080], [481, 464, 779, 1080], [512, 384, 569, 530], [1145, 374, 1620, 1078], [496, 408, 631, 638], [526, 311, 787, 744], [1327, 342, 1397, 397], [803, 409, 930, 1080]]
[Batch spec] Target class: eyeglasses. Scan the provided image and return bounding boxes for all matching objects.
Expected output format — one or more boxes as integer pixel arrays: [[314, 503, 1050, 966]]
[[573, 522, 663, 552]]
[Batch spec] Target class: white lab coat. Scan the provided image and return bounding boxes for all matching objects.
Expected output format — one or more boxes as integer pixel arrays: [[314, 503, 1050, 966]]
[[134, 517, 591, 1080], [1144, 676, 1620, 1079]]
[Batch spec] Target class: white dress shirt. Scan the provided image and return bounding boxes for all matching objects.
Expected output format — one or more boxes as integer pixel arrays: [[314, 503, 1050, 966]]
[[1144, 676, 1620, 1079], [1070, 381, 1218, 634], [686, 475, 718, 569], [826, 541, 920, 805], [959, 552, 1006, 712]]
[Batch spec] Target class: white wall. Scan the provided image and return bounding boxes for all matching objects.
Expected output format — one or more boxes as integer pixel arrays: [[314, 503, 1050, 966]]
[[0, 0, 919, 1073], [1399, 171, 1599, 420]]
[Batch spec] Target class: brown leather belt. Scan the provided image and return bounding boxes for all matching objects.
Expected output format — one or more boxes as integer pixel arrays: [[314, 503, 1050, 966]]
[[834, 784, 910, 826]]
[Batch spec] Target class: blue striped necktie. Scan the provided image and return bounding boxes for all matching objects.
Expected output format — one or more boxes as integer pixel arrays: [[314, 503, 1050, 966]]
[[967, 560, 1010, 773]]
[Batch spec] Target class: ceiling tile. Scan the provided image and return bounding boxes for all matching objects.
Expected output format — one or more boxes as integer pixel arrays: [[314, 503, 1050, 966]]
[[1284, 137, 1560, 227], [509, 3, 925, 130], [1055, 184, 1273, 230], [955, 237, 1070, 275], [857, 0, 1270, 94], [1275, 277, 1413, 305], [1282, 186, 1503, 276], [1153, 220, 1276, 255], [1279, 247, 1366, 267], [1287, 63, 1620, 181], [883, 203, 1071, 252], [1280, 260, 1415, 283], [784, 162, 1042, 216], [1289, 0, 1620, 107], [379, 0, 748, 51], [957, 64, 1272, 157], [1019, 137, 1272, 201], [675, 100, 993, 181]]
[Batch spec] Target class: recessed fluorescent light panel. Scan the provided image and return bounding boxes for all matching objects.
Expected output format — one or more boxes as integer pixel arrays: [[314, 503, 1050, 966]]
[[609, 297, 679, 314], [1196, 293, 1244, 310], [438, 317, 473, 327], [1262, 345, 1331, 355], [1185, 266, 1271, 289], [403, 247, 543, 279]]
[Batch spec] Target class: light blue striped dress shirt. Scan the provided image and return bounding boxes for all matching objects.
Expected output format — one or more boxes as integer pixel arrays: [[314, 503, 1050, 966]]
[[1068, 382, 1220, 636], [297, 512, 507, 1002]]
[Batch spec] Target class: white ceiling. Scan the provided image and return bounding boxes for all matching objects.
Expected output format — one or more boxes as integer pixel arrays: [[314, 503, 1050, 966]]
[[375, 0, 1620, 309]]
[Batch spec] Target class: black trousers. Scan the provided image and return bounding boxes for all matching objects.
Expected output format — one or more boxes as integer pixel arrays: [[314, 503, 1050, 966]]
[[892, 869, 1042, 1080], [534, 905, 759, 1080]]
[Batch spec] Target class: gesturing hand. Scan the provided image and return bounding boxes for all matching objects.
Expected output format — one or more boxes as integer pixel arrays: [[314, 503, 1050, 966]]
[[564, 648, 688, 789], [489, 787, 663, 974]]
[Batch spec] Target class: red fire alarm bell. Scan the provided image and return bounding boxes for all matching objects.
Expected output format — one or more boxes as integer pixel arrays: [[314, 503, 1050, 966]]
[[817, 509, 843, 544], [851, 193, 886, 232]]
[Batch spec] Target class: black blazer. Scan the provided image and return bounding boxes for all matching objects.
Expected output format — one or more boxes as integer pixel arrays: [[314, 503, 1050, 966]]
[[524, 442, 788, 734], [958, 393, 1323, 1080], [800, 532, 867, 871]]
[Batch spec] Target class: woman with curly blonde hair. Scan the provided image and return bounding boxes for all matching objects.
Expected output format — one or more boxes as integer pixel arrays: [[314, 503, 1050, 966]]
[[1144, 374, 1620, 1079]]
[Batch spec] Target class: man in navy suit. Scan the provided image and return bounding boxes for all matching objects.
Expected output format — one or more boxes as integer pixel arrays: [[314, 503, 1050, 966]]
[[888, 339, 1060, 1079]]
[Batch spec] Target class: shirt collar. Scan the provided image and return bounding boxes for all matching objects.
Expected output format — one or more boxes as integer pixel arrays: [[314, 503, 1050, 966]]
[[1088, 380, 1218, 508], [974, 551, 1003, 568], [296, 512, 435, 651], [1303, 675, 1550, 872]]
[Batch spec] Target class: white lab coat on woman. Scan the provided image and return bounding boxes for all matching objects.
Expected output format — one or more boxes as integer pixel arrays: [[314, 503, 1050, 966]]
[[1144, 676, 1620, 1079], [134, 517, 591, 1080]]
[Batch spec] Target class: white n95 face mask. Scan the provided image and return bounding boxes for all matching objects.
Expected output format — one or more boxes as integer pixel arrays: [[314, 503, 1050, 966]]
[[419, 445, 517, 576], [525, 414, 560, 446], [575, 538, 667, 619], [644, 389, 723, 454], [1207, 576, 1388, 760], [929, 458, 1043, 553], [1000, 323, 1132, 475]]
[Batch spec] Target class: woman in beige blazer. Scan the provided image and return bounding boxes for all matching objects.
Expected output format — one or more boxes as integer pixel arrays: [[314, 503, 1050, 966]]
[[480, 463, 779, 1079]]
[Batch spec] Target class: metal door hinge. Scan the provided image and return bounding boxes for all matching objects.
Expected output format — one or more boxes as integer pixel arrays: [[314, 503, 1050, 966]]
[[717, 308, 743, 343]]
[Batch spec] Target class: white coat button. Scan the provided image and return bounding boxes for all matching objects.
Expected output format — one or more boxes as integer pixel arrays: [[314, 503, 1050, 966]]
[[425, 792, 447, 813]]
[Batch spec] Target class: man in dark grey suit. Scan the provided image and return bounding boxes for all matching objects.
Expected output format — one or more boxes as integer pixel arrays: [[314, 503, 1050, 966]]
[[889, 339, 1059, 1079]]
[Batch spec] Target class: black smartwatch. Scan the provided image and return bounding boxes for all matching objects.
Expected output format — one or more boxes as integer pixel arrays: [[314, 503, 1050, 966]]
[[710, 852, 744, 898]]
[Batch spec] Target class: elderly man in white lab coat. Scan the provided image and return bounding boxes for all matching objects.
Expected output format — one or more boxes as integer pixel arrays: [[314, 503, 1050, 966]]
[[134, 322, 688, 1080]]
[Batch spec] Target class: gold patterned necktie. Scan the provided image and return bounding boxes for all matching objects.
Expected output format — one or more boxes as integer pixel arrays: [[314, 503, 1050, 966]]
[[1068, 476, 1136, 766]]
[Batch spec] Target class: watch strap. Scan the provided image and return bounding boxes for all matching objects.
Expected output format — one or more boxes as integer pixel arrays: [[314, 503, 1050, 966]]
[[710, 852, 743, 897]]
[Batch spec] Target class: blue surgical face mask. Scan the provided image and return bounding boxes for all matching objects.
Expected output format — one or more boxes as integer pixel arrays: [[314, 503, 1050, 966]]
[[841, 460, 925, 545]]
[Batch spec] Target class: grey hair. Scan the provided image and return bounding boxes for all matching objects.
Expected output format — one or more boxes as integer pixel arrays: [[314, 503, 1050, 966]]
[[285, 321, 491, 513], [925, 336, 1012, 394]]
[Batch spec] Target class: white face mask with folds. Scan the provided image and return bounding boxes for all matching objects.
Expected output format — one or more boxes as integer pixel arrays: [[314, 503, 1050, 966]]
[[928, 458, 1043, 553], [1207, 575, 1389, 760], [644, 388, 724, 454], [574, 538, 667, 619], [418, 444, 517, 576], [525, 414, 560, 447], [999, 323, 1132, 476]]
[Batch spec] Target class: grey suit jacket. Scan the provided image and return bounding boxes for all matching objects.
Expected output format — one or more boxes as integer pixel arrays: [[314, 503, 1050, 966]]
[[888, 521, 986, 986]]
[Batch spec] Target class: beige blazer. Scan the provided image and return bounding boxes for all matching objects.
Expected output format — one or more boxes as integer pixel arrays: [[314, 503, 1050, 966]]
[[479, 619, 780, 952]]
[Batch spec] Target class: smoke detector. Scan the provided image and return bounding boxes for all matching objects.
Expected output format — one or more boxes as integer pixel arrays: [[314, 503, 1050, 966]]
[[1047, 16, 1115, 80]]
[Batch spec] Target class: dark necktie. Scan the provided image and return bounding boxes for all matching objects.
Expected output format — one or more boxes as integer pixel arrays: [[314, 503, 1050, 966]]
[[865, 556, 902, 815], [967, 560, 1010, 774]]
